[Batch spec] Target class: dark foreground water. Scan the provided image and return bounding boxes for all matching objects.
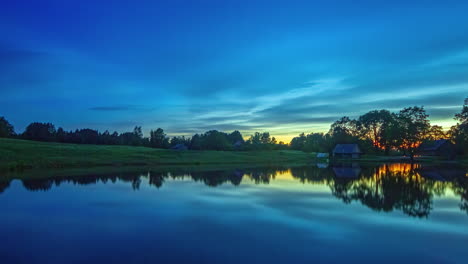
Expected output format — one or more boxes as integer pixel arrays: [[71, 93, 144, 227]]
[[1, 163, 467, 264]]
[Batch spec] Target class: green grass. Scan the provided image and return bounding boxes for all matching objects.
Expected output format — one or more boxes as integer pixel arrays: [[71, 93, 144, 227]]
[[0, 138, 314, 171]]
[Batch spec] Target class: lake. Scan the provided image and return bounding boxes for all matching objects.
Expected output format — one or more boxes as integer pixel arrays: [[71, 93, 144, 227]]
[[1, 163, 467, 263]]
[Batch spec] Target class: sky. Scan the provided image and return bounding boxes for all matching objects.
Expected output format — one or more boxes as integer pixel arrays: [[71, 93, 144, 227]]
[[1, 0, 467, 142]]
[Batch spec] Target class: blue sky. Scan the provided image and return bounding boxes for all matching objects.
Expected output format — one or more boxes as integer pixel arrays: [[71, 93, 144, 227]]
[[1, 0, 467, 141]]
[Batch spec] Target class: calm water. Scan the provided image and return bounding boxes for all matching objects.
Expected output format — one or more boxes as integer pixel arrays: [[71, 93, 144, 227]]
[[1, 163, 467, 264]]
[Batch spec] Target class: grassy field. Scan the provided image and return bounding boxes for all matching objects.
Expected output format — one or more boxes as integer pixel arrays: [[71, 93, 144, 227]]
[[0, 138, 314, 171]]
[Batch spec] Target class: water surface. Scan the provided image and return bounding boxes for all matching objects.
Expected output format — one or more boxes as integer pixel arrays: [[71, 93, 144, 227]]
[[1, 163, 467, 263]]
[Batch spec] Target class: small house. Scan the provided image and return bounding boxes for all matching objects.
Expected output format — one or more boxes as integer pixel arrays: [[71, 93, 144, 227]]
[[332, 144, 362, 158], [418, 139, 455, 159], [171, 144, 188, 151], [233, 140, 243, 149]]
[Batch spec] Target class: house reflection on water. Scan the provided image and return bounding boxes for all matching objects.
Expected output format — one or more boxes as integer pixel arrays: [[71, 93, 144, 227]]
[[332, 163, 361, 178], [1, 163, 467, 217]]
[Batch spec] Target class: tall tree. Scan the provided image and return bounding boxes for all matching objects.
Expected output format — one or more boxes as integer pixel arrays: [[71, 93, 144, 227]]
[[426, 125, 447, 140], [455, 98, 468, 123], [245, 132, 277, 150], [358, 110, 394, 153], [56, 127, 67, 142], [170, 136, 190, 147], [0, 116, 15, 138], [247, 132, 262, 145], [329, 116, 360, 144], [380, 114, 404, 153], [396, 106, 431, 160], [260, 132, 271, 144], [150, 128, 169, 148], [451, 98, 468, 154], [132, 126, 144, 146], [133, 126, 143, 139], [200, 130, 231, 150], [22, 122, 56, 142], [228, 130, 244, 144], [76, 129, 99, 144], [190, 134, 202, 150], [290, 133, 306, 150]]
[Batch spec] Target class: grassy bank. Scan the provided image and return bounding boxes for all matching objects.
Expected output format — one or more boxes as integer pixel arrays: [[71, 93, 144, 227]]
[[0, 138, 314, 171]]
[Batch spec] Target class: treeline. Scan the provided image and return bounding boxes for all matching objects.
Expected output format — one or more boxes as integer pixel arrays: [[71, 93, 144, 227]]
[[0, 118, 287, 151], [1, 98, 467, 154], [290, 100, 468, 156]]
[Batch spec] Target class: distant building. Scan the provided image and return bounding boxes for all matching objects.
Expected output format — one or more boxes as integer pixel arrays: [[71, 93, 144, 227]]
[[332, 144, 362, 158], [418, 139, 455, 159], [316, 153, 329, 158], [171, 144, 188, 151], [233, 140, 243, 149]]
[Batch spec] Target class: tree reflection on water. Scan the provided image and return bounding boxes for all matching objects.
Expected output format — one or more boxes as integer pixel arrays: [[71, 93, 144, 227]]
[[1, 163, 467, 217], [291, 163, 467, 217]]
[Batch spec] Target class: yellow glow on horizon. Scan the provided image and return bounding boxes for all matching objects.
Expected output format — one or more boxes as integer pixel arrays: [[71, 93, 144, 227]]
[[241, 169, 331, 192]]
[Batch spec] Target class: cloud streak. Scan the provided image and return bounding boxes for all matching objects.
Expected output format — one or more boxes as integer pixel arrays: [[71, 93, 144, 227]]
[[89, 105, 150, 112]]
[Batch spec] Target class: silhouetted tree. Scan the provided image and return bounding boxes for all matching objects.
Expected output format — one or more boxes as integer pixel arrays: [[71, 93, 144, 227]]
[[190, 134, 202, 150], [359, 110, 394, 154], [170, 136, 190, 147], [75, 129, 99, 144], [200, 130, 232, 150], [396, 106, 431, 160], [290, 133, 307, 150], [451, 98, 468, 154], [303, 133, 329, 152], [0, 116, 15, 138], [426, 125, 447, 140], [22, 122, 56, 142], [245, 132, 278, 150], [111, 131, 120, 144], [56, 127, 67, 142], [119, 132, 140, 146], [455, 98, 468, 123], [228, 130, 244, 144], [329, 116, 360, 144], [133, 126, 143, 144], [97, 130, 118, 145], [150, 128, 169, 148]]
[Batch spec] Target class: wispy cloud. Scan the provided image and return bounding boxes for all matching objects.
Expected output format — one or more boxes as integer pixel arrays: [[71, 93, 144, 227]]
[[89, 105, 152, 112]]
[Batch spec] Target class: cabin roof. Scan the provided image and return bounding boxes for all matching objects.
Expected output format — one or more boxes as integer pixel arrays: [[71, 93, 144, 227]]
[[419, 139, 451, 151], [333, 144, 361, 154]]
